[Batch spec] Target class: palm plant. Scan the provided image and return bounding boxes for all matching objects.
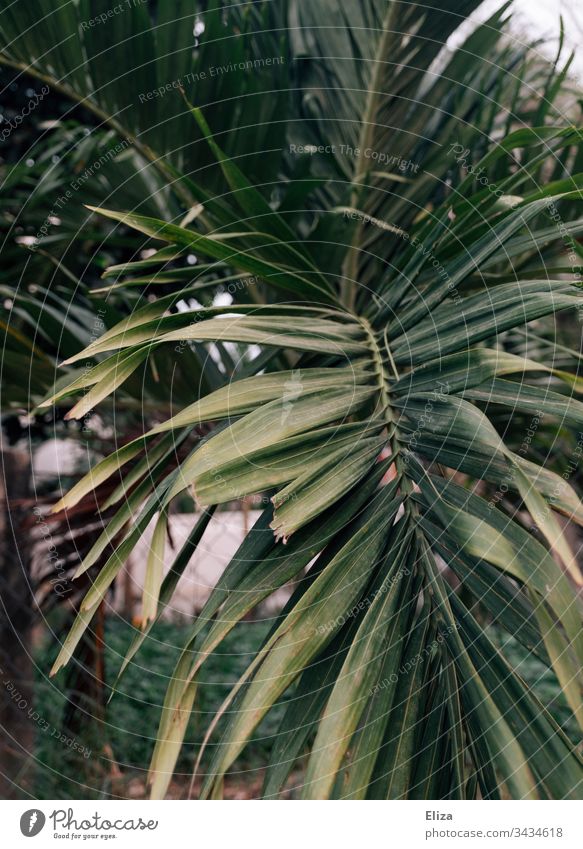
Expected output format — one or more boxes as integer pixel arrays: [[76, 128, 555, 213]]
[[2, 0, 583, 800]]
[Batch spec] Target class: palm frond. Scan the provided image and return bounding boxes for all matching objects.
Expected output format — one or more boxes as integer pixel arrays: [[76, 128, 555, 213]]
[[16, 0, 583, 800]]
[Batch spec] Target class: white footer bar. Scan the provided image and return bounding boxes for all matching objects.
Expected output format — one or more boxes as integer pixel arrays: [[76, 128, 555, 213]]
[[1, 799, 580, 848]]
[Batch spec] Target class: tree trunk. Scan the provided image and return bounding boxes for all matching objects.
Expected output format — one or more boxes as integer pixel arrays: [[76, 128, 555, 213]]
[[0, 445, 33, 799]]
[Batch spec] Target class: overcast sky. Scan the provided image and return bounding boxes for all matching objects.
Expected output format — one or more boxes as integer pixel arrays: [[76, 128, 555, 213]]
[[480, 0, 582, 74]]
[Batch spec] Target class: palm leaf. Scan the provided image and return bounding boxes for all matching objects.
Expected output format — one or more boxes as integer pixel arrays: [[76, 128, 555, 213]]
[[30, 0, 583, 800]]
